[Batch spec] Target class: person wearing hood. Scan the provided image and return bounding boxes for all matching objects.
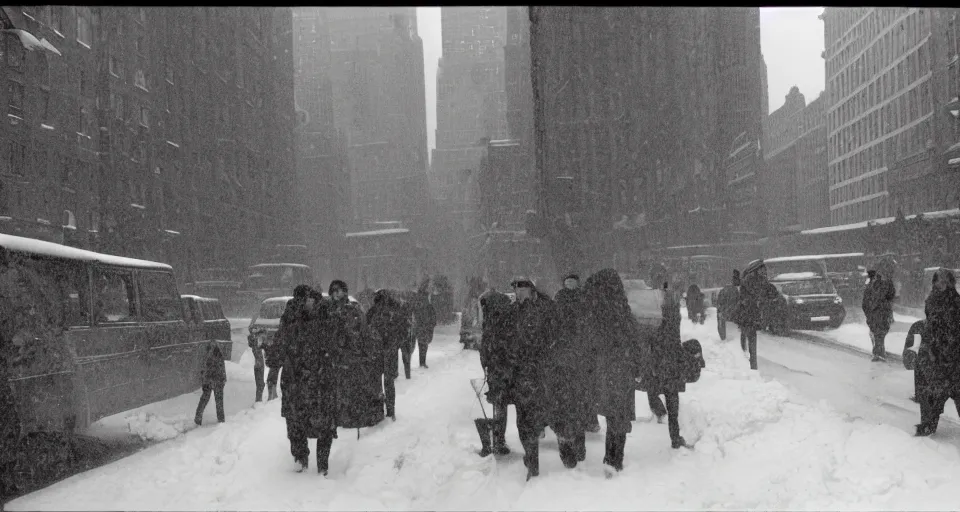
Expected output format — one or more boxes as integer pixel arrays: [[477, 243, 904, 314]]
[[716, 270, 741, 341], [194, 335, 227, 425], [478, 288, 515, 457], [509, 277, 557, 481], [583, 269, 648, 474], [862, 268, 896, 362], [915, 268, 960, 437], [686, 283, 706, 324], [548, 273, 594, 468], [366, 289, 409, 421], [736, 260, 780, 370]]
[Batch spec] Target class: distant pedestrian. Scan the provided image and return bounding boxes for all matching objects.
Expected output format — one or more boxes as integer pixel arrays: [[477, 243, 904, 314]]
[[737, 260, 780, 370], [194, 338, 227, 425], [862, 268, 896, 362], [366, 289, 409, 421], [716, 270, 741, 341], [413, 288, 437, 368], [686, 283, 705, 324]]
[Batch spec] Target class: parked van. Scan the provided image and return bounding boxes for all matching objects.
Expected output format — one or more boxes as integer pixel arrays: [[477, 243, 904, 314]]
[[1, 233, 197, 436]]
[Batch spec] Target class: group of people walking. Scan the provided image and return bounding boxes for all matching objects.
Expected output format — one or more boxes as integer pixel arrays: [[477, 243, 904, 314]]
[[478, 269, 698, 481]]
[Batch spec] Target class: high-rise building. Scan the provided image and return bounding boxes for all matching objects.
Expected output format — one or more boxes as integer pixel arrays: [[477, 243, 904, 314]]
[[760, 54, 770, 116], [797, 93, 830, 229], [0, 7, 299, 281], [293, 8, 351, 282], [323, 8, 429, 230], [431, 7, 508, 206], [823, 8, 948, 225], [762, 87, 806, 233], [528, 7, 765, 276]]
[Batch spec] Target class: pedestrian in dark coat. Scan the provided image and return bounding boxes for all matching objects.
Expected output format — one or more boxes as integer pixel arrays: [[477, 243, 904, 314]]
[[412, 290, 437, 368], [367, 289, 409, 420], [716, 270, 741, 340], [640, 280, 689, 449], [548, 274, 593, 468], [904, 319, 926, 403], [194, 338, 227, 425], [583, 269, 647, 473], [862, 269, 896, 362], [509, 277, 556, 481], [916, 269, 960, 437], [686, 284, 705, 324], [267, 285, 312, 402], [281, 290, 341, 474], [478, 290, 515, 457], [737, 260, 779, 370]]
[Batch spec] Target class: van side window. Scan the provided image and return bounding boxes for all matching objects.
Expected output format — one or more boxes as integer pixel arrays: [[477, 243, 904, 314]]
[[138, 271, 183, 322], [94, 269, 137, 324], [42, 259, 91, 327]]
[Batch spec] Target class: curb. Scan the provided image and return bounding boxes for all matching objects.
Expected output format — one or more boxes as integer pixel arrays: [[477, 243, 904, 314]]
[[790, 330, 903, 363]]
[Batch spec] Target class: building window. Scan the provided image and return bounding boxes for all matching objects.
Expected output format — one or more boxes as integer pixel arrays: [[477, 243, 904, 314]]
[[7, 81, 24, 111], [51, 6, 63, 34], [135, 34, 145, 55], [78, 69, 87, 97], [76, 7, 92, 46], [6, 34, 24, 69], [135, 69, 147, 90], [139, 106, 149, 127], [9, 142, 25, 176], [138, 7, 146, 24], [38, 89, 50, 124], [109, 56, 120, 77], [110, 91, 124, 119], [165, 64, 173, 84]]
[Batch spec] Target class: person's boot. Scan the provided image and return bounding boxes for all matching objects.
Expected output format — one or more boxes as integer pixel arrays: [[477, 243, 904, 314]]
[[558, 439, 578, 469], [671, 436, 689, 449], [317, 436, 332, 476], [475, 419, 494, 457], [915, 423, 937, 437], [267, 385, 278, 401], [522, 441, 539, 481], [404, 361, 412, 380], [492, 424, 511, 456], [194, 414, 202, 426], [386, 404, 396, 422], [295, 457, 308, 473], [574, 433, 586, 462]]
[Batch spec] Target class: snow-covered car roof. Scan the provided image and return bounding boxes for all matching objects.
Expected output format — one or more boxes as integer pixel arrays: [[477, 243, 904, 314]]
[[248, 263, 310, 269], [766, 253, 863, 263], [1, 233, 172, 270], [261, 296, 294, 304], [770, 272, 823, 281]]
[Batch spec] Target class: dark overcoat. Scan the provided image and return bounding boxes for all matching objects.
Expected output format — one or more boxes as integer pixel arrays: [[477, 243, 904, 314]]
[[640, 288, 687, 394], [280, 301, 341, 438], [546, 287, 593, 438], [919, 286, 960, 396], [862, 277, 896, 335], [479, 291, 516, 405]]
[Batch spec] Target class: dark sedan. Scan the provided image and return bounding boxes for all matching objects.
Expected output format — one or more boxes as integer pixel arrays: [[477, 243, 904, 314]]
[[768, 274, 846, 330]]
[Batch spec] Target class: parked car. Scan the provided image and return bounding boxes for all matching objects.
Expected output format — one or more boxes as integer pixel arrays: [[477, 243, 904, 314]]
[[765, 272, 846, 330], [181, 295, 232, 361], [248, 296, 293, 351]]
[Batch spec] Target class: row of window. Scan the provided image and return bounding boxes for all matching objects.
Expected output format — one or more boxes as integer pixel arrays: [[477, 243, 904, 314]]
[[831, 171, 888, 206], [830, 79, 931, 161], [827, 8, 917, 77], [825, 8, 871, 49], [831, 193, 889, 225], [829, 41, 929, 134], [829, 120, 930, 186]]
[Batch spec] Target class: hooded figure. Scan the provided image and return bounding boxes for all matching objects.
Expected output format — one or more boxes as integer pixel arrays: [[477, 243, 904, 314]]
[[266, 284, 312, 401], [916, 269, 960, 436], [478, 289, 516, 457], [862, 268, 896, 362], [716, 270, 741, 340], [583, 269, 648, 473], [281, 290, 341, 475], [686, 283, 705, 324], [509, 277, 557, 481], [194, 336, 227, 425], [366, 289, 410, 420], [547, 273, 593, 468]]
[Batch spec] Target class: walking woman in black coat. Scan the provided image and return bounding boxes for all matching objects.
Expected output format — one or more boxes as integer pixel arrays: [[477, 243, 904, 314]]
[[915, 268, 960, 436], [641, 281, 690, 449], [583, 269, 647, 473], [366, 289, 409, 420]]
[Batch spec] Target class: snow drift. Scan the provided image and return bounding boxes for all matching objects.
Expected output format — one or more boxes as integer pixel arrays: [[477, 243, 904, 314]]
[[9, 320, 960, 511]]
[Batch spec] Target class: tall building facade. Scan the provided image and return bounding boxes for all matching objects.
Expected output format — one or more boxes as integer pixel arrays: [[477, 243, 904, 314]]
[[0, 7, 299, 282], [762, 86, 806, 233], [822, 8, 957, 225], [293, 8, 351, 283], [432, 7, 508, 205], [797, 93, 830, 229], [528, 7, 765, 276], [324, 8, 429, 230], [760, 54, 770, 116]]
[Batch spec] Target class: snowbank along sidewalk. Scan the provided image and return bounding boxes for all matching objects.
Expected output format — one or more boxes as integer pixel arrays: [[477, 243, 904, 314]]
[[9, 320, 960, 511]]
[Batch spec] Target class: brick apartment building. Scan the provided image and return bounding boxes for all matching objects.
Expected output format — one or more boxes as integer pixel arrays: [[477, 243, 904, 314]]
[[0, 6, 298, 281]]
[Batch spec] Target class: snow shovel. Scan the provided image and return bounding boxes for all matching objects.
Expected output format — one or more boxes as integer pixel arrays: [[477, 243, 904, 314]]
[[470, 377, 496, 456]]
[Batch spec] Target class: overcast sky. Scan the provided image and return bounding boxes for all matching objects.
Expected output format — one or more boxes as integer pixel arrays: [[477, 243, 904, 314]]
[[416, 7, 826, 156]]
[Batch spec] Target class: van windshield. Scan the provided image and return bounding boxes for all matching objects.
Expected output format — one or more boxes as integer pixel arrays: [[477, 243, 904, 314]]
[[824, 258, 863, 273]]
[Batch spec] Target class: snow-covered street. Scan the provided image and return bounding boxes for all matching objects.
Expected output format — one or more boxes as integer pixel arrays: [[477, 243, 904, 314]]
[[9, 318, 960, 511]]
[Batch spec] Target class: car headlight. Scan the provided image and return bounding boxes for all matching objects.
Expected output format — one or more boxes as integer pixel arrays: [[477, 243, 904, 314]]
[[792, 297, 804, 305], [834, 296, 843, 304]]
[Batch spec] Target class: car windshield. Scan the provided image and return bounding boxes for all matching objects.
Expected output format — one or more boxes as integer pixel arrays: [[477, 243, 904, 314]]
[[765, 260, 825, 278], [774, 279, 837, 296], [258, 301, 287, 319]]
